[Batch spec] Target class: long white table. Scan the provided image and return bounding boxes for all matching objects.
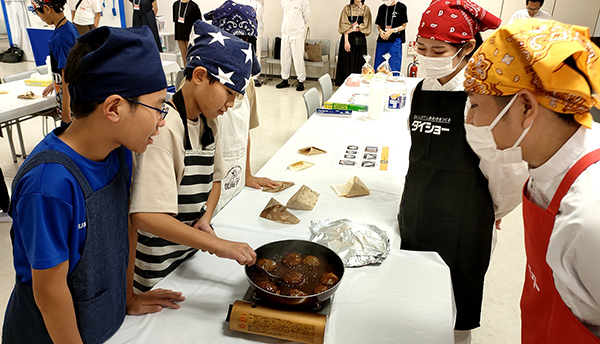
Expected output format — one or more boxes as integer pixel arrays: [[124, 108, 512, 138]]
[[106, 76, 456, 344], [0, 80, 55, 162]]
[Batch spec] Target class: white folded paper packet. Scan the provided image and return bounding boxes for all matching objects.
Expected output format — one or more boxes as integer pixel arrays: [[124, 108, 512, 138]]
[[288, 161, 315, 171]]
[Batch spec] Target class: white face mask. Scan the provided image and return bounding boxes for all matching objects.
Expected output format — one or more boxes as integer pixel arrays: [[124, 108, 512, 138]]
[[464, 94, 532, 164], [382, 0, 394, 6], [418, 48, 464, 79]]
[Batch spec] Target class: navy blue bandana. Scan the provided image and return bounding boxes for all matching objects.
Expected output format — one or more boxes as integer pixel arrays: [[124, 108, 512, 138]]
[[69, 26, 167, 103], [186, 21, 260, 95], [204, 0, 257, 38]]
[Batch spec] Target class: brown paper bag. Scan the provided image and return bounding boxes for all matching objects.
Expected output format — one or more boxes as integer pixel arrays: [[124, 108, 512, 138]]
[[259, 198, 301, 224], [330, 176, 370, 197], [298, 146, 327, 156], [286, 185, 319, 210], [262, 181, 295, 193]]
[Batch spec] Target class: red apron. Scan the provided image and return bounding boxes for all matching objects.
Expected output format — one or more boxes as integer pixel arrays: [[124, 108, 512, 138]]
[[521, 149, 600, 344]]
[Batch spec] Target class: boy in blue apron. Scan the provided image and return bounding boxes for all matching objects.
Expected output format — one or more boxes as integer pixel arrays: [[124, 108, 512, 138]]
[[130, 21, 258, 293], [2, 26, 184, 344]]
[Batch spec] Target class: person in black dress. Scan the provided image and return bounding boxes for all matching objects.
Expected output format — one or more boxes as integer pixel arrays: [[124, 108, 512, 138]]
[[130, 0, 162, 51], [335, 0, 372, 86], [173, 0, 201, 60]]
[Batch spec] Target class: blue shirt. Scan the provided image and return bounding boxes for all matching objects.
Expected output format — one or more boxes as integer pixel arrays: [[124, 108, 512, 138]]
[[48, 20, 78, 72], [48, 20, 78, 114], [11, 128, 132, 284]]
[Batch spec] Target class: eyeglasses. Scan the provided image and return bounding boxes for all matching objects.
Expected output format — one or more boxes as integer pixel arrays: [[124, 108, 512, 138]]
[[526, 7, 540, 13], [126, 98, 168, 120]]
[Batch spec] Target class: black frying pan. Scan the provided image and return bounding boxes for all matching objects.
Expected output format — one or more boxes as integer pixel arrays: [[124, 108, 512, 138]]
[[245, 239, 344, 309]]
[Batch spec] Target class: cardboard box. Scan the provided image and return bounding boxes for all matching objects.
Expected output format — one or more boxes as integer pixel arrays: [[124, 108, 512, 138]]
[[25, 79, 52, 87], [323, 102, 367, 112], [228, 301, 326, 344]]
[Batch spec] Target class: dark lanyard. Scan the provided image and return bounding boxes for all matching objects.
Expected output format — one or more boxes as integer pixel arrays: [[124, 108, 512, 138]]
[[169, 90, 214, 150], [55, 16, 66, 29]]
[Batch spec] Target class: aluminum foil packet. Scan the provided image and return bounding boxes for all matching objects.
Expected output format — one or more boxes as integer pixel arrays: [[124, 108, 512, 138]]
[[309, 219, 390, 267]]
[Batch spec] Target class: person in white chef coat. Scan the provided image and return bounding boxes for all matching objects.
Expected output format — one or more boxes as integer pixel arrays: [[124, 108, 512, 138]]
[[233, 0, 264, 87], [276, 0, 310, 92], [464, 19, 600, 343]]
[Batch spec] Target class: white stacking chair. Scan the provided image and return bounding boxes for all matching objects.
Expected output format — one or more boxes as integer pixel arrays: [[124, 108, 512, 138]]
[[318, 73, 333, 106], [302, 87, 320, 119]]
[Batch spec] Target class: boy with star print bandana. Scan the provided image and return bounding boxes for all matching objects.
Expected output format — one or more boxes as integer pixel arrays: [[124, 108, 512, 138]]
[[129, 21, 259, 293]]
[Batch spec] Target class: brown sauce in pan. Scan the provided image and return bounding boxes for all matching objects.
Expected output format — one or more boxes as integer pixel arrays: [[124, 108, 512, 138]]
[[253, 252, 339, 296]]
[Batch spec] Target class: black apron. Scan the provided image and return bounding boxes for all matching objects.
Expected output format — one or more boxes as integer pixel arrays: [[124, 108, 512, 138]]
[[398, 81, 494, 331], [335, 15, 367, 86], [3, 140, 129, 343], [130, 0, 162, 51], [134, 90, 215, 293]]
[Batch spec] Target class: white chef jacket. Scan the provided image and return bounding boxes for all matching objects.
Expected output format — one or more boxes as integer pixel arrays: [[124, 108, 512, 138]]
[[234, 0, 264, 34], [417, 70, 528, 220], [281, 0, 310, 40], [509, 9, 553, 23], [527, 123, 600, 336]]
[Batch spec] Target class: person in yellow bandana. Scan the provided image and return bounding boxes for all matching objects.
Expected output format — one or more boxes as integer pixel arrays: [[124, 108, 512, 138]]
[[464, 19, 600, 343]]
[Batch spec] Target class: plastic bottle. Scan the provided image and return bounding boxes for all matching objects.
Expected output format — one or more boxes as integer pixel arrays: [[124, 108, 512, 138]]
[[385, 77, 407, 112], [367, 79, 385, 120]]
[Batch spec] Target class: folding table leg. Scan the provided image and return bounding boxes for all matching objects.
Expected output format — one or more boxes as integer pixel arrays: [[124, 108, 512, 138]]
[[5, 125, 18, 163], [16, 120, 27, 159]]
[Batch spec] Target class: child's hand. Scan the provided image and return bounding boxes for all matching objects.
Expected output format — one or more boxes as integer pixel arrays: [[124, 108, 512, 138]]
[[126, 288, 185, 315], [214, 239, 257, 266], [192, 218, 216, 237], [245, 175, 279, 190], [42, 84, 54, 97]]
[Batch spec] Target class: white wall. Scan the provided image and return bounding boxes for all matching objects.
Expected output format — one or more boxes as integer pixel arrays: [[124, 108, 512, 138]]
[[0, 1, 6, 34], [123, 0, 600, 77]]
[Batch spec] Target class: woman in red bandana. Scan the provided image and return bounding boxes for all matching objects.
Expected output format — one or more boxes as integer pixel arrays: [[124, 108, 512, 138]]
[[397, 1, 513, 343]]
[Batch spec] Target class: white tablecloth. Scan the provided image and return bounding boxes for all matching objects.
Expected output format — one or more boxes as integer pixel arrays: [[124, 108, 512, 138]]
[[0, 81, 55, 123], [106, 76, 456, 344]]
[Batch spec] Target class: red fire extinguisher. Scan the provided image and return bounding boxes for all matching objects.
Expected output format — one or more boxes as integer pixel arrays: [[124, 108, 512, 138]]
[[408, 56, 419, 77]]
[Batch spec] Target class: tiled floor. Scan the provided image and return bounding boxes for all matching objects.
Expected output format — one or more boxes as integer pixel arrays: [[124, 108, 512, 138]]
[[0, 56, 525, 342]]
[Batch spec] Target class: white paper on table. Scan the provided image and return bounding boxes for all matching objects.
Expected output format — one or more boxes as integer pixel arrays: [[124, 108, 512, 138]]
[[334, 143, 385, 170]]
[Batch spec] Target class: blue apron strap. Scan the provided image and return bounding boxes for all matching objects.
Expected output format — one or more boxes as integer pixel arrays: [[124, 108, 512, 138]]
[[11, 149, 94, 200]]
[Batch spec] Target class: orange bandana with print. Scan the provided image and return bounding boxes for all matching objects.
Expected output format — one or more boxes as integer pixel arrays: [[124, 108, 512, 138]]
[[464, 19, 600, 128]]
